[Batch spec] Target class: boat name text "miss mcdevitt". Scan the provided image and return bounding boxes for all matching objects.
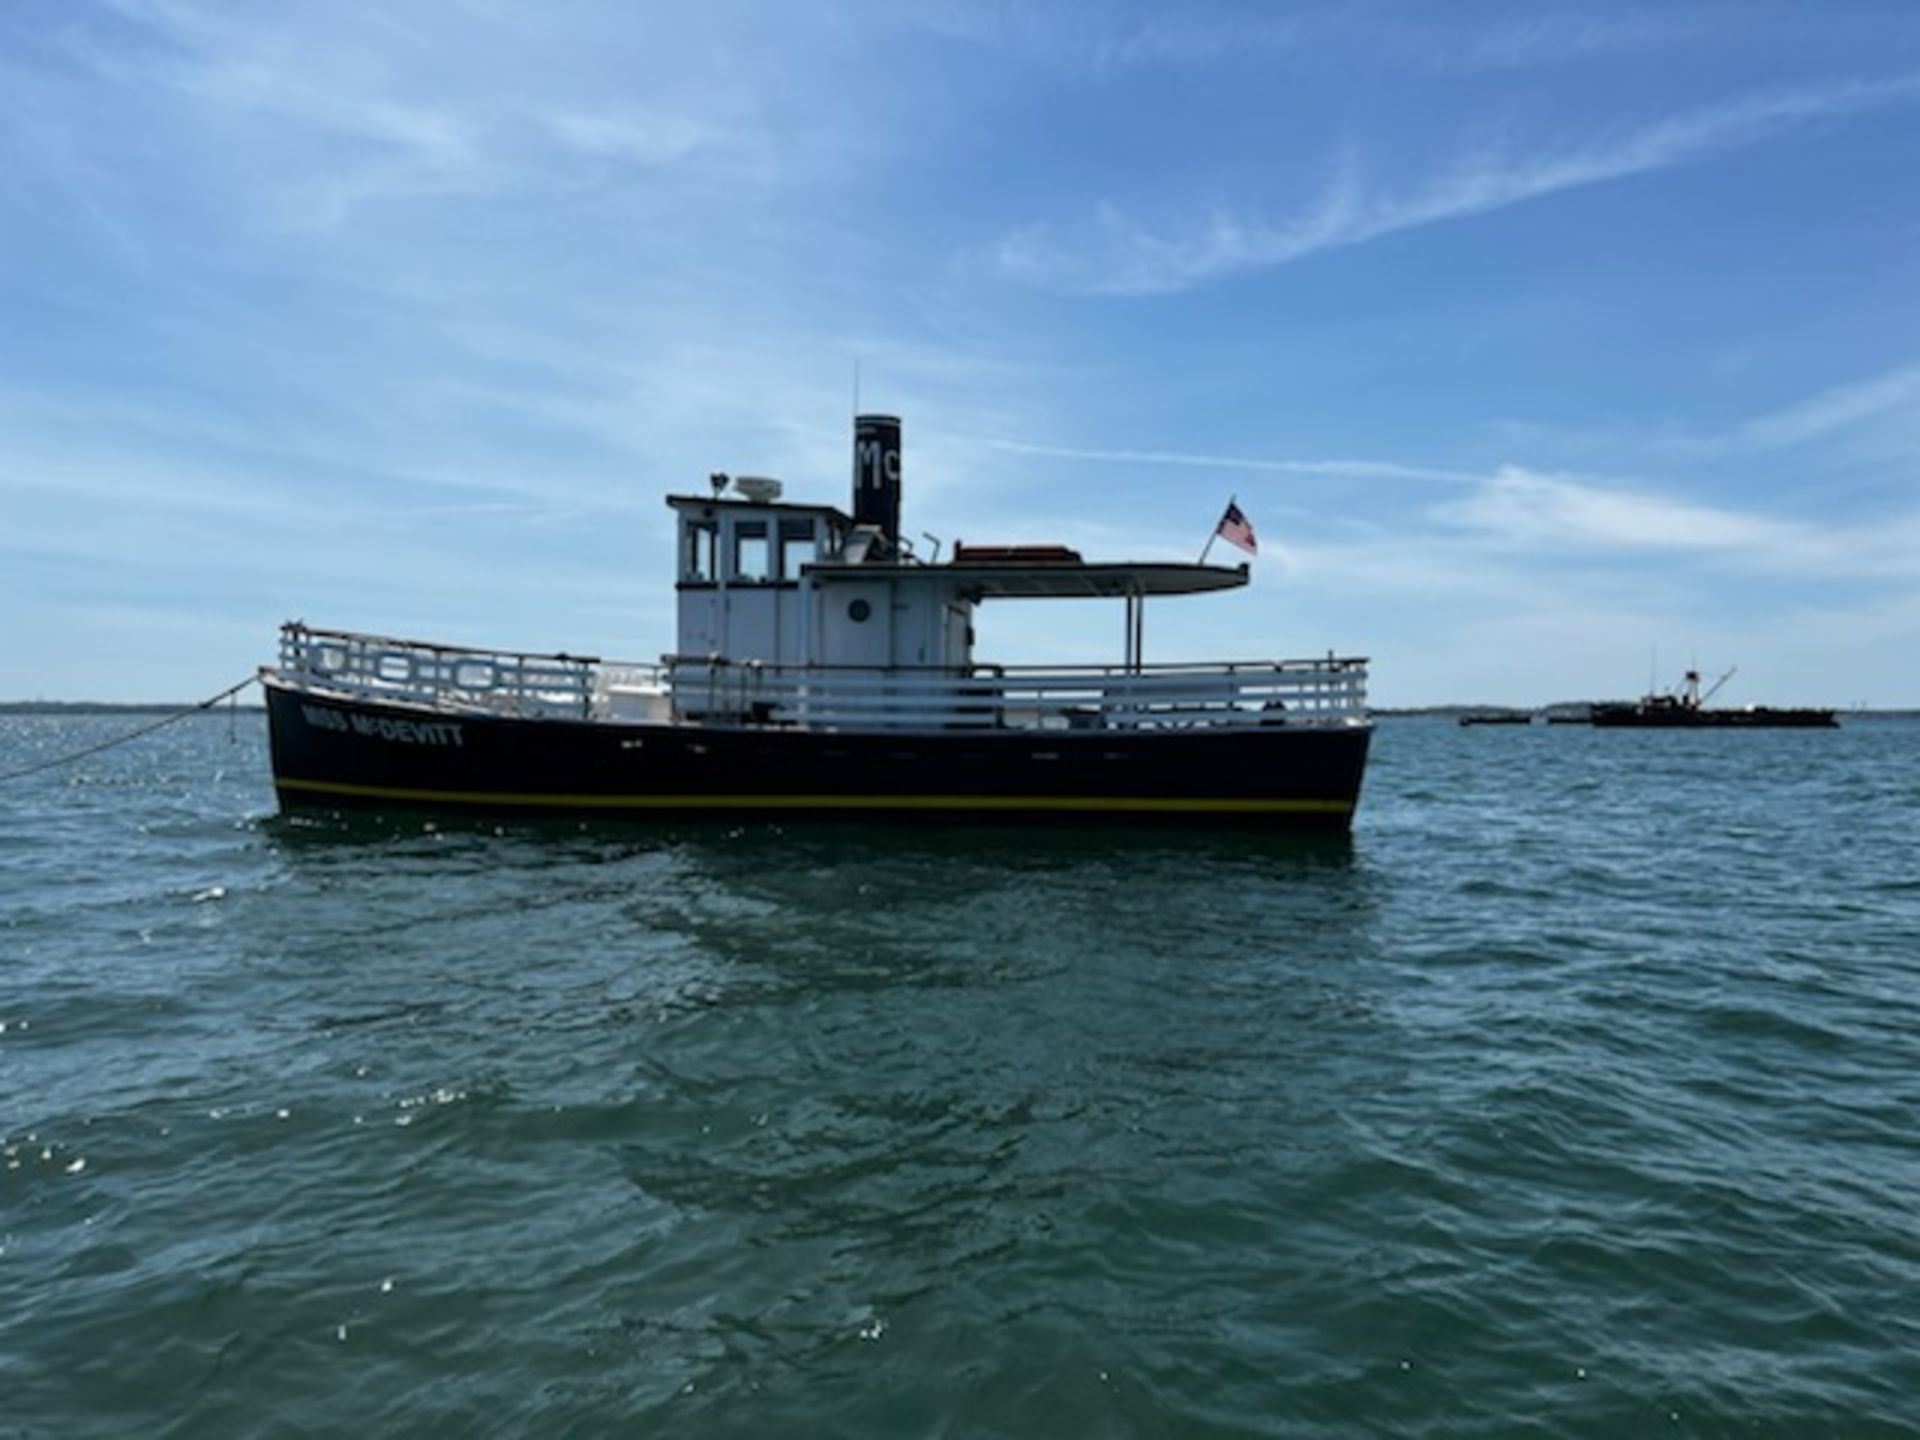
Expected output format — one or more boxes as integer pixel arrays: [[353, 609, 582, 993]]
[[303, 704, 465, 747]]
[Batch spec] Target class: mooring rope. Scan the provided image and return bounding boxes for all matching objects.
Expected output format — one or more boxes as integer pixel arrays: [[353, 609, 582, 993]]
[[0, 675, 260, 783]]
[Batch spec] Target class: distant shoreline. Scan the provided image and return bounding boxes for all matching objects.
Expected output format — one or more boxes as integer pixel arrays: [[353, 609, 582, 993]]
[[0, 702, 268, 715]]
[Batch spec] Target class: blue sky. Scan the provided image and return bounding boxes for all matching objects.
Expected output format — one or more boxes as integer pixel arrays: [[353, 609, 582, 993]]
[[4, 0, 1918, 706]]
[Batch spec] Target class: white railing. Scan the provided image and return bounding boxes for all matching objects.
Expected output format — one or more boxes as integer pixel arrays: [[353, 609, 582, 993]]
[[275, 623, 613, 720], [273, 624, 1368, 732], [665, 657, 1368, 731]]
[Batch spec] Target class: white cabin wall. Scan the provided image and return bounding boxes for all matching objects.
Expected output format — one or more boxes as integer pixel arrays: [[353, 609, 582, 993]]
[[719, 588, 779, 660], [905, 578, 977, 669], [776, 589, 809, 664], [890, 577, 939, 667], [944, 597, 976, 668], [817, 580, 893, 666], [807, 574, 980, 670], [676, 584, 811, 664], [677, 590, 718, 657]]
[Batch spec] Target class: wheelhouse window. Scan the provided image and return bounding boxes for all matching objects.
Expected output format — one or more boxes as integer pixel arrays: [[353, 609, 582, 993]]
[[685, 518, 719, 581], [733, 520, 771, 582], [778, 518, 817, 578], [820, 519, 849, 564]]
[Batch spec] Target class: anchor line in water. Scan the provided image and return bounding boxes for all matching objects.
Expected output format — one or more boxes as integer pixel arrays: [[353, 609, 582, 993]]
[[0, 675, 260, 782]]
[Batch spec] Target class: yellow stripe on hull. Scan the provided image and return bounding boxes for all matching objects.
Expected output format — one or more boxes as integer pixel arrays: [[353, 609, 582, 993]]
[[274, 775, 1353, 816]]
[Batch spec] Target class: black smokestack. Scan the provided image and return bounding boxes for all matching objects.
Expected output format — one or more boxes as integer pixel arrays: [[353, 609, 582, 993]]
[[852, 413, 902, 548]]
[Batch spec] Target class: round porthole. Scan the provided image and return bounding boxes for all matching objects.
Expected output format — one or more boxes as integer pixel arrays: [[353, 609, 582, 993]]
[[848, 598, 872, 623]]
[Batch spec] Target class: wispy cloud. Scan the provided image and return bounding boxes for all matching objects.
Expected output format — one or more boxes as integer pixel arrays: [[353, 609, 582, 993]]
[[979, 437, 1479, 486], [997, 71, 1920, 294], [546, 109, 716, 167], [142, 42, 506, 228], [1483, 360, 1920, 467], [175, 65, 478, 176], [904, 7, 1727, 77], [1726, 365, 1920, 451], [1077, 15, 1305, 73], [1435, 464, 1920, 581], [1432, 10, 1761, 71], [66, 3, 804, 231], [1439, 464, 1793, 553], [896, 7, 1305, 74]]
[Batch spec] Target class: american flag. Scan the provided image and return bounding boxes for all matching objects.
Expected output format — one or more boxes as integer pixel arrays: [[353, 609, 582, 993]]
[[1215, 500, 1258, 555]]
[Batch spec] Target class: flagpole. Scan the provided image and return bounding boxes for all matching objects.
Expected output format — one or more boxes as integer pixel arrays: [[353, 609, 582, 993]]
[[1198, 494, 1235, 564]]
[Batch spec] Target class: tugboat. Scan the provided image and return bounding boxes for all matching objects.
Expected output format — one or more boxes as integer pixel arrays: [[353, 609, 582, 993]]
[[261, 416, 1373, 827], [1589, 668, 1837, 729]]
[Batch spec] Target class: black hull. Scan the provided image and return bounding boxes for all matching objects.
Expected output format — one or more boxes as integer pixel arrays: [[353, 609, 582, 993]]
[[264, 682, 1371, 829]]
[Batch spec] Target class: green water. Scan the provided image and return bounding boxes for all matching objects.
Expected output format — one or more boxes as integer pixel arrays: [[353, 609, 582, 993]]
[[3, 714, 1916, 1436]]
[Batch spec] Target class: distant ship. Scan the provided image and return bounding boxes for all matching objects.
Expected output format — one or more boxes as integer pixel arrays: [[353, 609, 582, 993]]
[[1589, 668, 1837, 729]]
